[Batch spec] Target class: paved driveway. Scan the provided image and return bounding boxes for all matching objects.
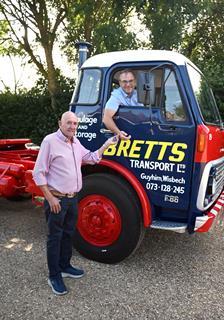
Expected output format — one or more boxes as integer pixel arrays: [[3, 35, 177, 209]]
[[0, 198, 224, 320]]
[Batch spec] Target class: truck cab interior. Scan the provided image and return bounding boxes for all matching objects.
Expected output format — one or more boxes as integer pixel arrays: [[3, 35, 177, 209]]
[[109, 67, 187, 122]]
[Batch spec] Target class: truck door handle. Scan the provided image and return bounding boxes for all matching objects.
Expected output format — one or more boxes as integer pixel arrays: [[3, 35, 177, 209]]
[[158, 125, 177, 132], [100, 128, 113, 134]]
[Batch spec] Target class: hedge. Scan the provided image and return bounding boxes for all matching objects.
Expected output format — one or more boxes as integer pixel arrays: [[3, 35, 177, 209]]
[[0, 91, 71, 144]]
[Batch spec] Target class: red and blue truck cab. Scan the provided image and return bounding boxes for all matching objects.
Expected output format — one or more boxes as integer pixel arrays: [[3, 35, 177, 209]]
[[69, 44, 224, 263], [0, 44, 224, 263]]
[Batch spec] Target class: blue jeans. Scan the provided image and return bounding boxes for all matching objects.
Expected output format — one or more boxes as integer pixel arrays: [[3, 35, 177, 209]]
[[44, 196, 78, 279]]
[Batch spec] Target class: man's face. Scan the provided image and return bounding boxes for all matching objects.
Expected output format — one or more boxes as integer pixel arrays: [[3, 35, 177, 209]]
[[59, 113, 79, 139], [119, 72, 136, 95]]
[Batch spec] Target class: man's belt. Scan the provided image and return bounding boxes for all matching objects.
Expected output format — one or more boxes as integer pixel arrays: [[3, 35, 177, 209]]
[[51, 191, 77, 198]]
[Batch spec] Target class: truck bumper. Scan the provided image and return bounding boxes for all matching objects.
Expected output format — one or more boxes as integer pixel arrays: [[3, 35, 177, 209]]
[[194, 190, 224, 232]]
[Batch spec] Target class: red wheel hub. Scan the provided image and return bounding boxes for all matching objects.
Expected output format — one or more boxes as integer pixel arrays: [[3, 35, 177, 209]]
[[77, 195, 121, 246]]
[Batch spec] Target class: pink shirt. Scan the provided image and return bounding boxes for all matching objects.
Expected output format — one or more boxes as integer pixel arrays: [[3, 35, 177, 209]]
[[33, 129, 101, 193]]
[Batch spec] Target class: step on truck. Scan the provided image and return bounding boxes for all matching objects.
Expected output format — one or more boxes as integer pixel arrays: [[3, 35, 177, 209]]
[[1, 43, 224, 264]]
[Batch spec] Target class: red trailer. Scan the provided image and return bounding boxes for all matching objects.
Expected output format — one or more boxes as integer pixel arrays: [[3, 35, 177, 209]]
[[0, 139, 42, 202]]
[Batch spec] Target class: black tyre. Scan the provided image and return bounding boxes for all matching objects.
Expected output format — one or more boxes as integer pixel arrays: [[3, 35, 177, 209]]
[[74, 173, 145, 264]]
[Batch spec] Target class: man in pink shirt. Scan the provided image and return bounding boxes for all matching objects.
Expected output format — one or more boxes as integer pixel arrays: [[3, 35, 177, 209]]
[[33, 111, 118, 295]]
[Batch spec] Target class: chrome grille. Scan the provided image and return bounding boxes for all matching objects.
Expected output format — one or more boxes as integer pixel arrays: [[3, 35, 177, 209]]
[[214, 160, 224, 194]]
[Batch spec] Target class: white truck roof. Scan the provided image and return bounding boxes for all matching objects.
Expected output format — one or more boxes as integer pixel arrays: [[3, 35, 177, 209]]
[[82, 50, 196, 69]]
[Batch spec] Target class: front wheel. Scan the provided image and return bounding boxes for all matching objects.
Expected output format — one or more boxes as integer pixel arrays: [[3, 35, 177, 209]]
[[74, 173, 145, 264]]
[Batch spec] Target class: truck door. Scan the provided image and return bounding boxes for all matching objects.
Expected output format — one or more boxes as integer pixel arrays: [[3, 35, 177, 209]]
[[102, 65, 196, 221], [70, 68, 104, 150]]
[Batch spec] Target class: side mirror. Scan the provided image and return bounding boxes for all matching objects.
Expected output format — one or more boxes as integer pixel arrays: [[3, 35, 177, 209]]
[[137, 71, 155, 106]]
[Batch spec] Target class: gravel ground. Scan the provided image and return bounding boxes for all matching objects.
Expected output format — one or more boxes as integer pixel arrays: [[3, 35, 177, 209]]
[[0, 197, 224, 320]]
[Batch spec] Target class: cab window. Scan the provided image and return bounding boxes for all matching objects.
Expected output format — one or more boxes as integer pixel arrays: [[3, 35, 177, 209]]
[[187, 64, 221, 125], [74, 68, 101, 105], [109, 67, 187, 122], [161, 69, 187, 121]]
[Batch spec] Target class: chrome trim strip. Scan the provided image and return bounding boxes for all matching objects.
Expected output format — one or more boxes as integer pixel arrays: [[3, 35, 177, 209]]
[[196, 156, 224, 211]]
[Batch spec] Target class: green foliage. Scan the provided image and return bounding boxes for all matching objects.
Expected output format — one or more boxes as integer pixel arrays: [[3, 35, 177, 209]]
[[65, 0, 138, 59], [0, 19, 22, 55], [0, 76, 74, 144], [181, 1, 224, 119], [198, 61, 224, 120], [0, 0, 223, 127], [135, 0, 205, 49], [0, 20, 9, 40], [30, 69, 75, 96], [0, 0, 71, 109]]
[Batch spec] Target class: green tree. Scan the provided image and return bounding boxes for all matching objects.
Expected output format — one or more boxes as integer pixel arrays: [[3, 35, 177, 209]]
[[0, 0, 70, 109], [0, 19, 10, 52], [65, 0, 138, 59], [135, 0, 205, 49], [182, 1, 224, 118]]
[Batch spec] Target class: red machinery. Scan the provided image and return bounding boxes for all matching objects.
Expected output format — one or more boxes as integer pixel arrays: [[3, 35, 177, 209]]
[[0, 139, 42, 200]]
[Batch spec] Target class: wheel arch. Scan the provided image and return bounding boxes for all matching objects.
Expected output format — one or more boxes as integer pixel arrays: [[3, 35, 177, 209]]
[[82, 159, 151, 227]]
